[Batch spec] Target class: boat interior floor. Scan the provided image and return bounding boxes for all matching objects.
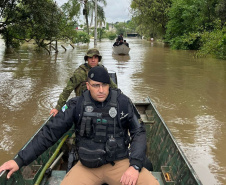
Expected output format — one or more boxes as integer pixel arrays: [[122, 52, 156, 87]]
[[40, 170, 165, 185]]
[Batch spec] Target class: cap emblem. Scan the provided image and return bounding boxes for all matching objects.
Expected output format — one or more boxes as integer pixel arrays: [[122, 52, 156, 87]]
[[90, 73, 94, 78]]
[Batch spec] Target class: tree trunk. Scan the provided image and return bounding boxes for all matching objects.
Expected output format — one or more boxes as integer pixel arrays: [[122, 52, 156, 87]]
[[84, 0, 89, 35]]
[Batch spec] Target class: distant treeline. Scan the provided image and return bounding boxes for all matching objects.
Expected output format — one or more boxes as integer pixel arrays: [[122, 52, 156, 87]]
[[130, 0, 226, 59], [0, 0, 106, 51]]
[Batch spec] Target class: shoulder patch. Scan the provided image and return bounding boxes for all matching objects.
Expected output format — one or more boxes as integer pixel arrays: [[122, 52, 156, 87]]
[[62, 104, 68, 112]]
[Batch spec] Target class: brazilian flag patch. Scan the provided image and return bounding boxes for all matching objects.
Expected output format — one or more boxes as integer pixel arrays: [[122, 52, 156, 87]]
[[62, 104, 68, 112]]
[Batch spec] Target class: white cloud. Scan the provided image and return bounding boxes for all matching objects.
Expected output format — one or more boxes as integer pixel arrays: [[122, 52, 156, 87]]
[[55, 0, 131, 23], [103, 0, 131, 23]]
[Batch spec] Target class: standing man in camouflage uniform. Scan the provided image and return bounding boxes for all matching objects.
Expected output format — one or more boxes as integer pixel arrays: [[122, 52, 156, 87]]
[[50, 48, 117, 116]]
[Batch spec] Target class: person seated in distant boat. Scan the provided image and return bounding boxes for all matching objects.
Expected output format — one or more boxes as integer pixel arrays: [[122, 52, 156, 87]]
[[124, 40, 129, 47], [118, 39, 124, 45], [113, 39, 119, 46], [0, 66, 160, 185]]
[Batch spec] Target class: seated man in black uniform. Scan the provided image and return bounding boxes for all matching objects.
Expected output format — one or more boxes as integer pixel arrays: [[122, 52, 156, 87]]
[[124, 40, 129, 47], [0, 66, 159, 185], [113, 39, 119, 46]]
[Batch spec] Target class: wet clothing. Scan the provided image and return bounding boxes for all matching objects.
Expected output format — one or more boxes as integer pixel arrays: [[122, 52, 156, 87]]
[[55, 63, 117, 111], [61, 159, 159, 185]]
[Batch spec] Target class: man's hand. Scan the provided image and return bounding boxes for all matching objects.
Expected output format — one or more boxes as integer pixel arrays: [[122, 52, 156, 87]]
[[50, 108, 58, 117], [120, 166, 139, 185], [0, 160, 19, 179]]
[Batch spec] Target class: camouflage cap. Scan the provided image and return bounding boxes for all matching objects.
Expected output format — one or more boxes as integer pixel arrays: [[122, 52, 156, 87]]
[[84, 48, 102, 62]]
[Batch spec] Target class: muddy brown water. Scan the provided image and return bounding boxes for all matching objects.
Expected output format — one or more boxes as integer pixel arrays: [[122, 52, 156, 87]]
[[0, 38, 226, 184]]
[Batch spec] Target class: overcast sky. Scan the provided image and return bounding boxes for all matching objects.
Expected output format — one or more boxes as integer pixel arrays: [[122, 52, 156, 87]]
[[55, 0, 131, 23]]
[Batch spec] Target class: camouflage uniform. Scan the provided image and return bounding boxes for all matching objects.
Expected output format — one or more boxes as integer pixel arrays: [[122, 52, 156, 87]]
[[55, 49, 117, 110]]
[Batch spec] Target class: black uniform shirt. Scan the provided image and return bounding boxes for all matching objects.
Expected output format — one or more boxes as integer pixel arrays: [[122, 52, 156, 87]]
[[15, 89, 146, 170]]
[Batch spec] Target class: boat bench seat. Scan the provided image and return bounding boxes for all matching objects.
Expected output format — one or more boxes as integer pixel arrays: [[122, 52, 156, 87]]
[[41, 171, 164, 185], [41, 170, 66, 185]]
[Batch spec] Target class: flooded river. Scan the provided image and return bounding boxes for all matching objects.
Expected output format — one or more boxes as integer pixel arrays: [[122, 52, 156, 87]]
[[0, 38, 226, 184]]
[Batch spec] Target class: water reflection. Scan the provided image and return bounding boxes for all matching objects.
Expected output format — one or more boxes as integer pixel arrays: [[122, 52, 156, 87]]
[[112, 53, 131, 62]]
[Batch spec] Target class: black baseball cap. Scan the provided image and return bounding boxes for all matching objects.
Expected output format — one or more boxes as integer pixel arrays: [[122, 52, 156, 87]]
[[88, 66, 110, 84]]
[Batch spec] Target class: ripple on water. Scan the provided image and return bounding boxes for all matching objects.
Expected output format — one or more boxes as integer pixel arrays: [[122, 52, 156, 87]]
[[36, 85, 68, 110], [30, 85, 76, 125], [0, 124, 16, 151], [3, 78, 34, 111]]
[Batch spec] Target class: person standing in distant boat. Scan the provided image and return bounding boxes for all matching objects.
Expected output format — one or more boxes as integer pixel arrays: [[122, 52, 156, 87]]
[[118, 33, 124, 42]]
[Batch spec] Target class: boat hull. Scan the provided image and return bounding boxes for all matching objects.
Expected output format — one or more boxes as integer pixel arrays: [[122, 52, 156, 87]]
[[0, 97, 202, 185], [135, 97, 202, 185], [112, 44, 130, 55]]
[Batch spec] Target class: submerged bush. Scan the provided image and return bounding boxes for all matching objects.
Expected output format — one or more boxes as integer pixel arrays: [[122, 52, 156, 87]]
[[75, 31, 90, 43], [166, 32, 201, 50], [196, 27, 226, 59], [107, 32, 117, 40]]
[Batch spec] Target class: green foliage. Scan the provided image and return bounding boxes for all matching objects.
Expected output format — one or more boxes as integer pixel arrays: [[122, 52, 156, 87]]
[[130, 0, 171, 39], [61, 0, 81, 21], [196, 25, 226, 59], [215, 0, 226, 26], [0, 0, 79, 50], [114, 22, 126, 36], [165, 0, 202, 41], [75, 31, 90, 43], [165, 0, 224, 55], [168, 33, 201, 50], [106, 23, 109, 30], [126, 20, 137, 34], [107, 32, 117, 40], [97, 27, 105, 41], [82, 0, 106, 35]]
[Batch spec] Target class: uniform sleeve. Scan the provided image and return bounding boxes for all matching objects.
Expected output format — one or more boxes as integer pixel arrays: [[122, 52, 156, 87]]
[[102, 65, 117, 89], [55, 68, 86, 110], [110, 78, 118, 89], [15, 98, 78, 168], [127, 99, 147, 169]]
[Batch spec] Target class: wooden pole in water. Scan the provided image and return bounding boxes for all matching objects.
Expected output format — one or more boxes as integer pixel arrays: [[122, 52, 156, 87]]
[[61, 45, 67, 51]]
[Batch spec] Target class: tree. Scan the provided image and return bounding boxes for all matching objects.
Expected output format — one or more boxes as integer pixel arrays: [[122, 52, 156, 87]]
[[0, 0, 78, 51], [89, 0, 106, 27], [81, 0, 106, 35], [114, 22, 126, 36], [165, 0, 219, 49], [215, 0, 226, 27], [130, 0, 171, 39]]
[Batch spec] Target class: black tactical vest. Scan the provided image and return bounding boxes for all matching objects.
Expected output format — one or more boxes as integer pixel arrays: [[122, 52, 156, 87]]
[[76, 90, 129, 168]]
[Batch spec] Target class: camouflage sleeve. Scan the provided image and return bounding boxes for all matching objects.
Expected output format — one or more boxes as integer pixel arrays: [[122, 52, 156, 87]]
[[110, 78, 118, 89], [102, 65, 118, 89], [55, 68, 86, 110]]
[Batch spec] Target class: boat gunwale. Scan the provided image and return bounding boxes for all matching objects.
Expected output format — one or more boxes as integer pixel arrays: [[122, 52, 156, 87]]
[[143, 97, 202, 185]]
